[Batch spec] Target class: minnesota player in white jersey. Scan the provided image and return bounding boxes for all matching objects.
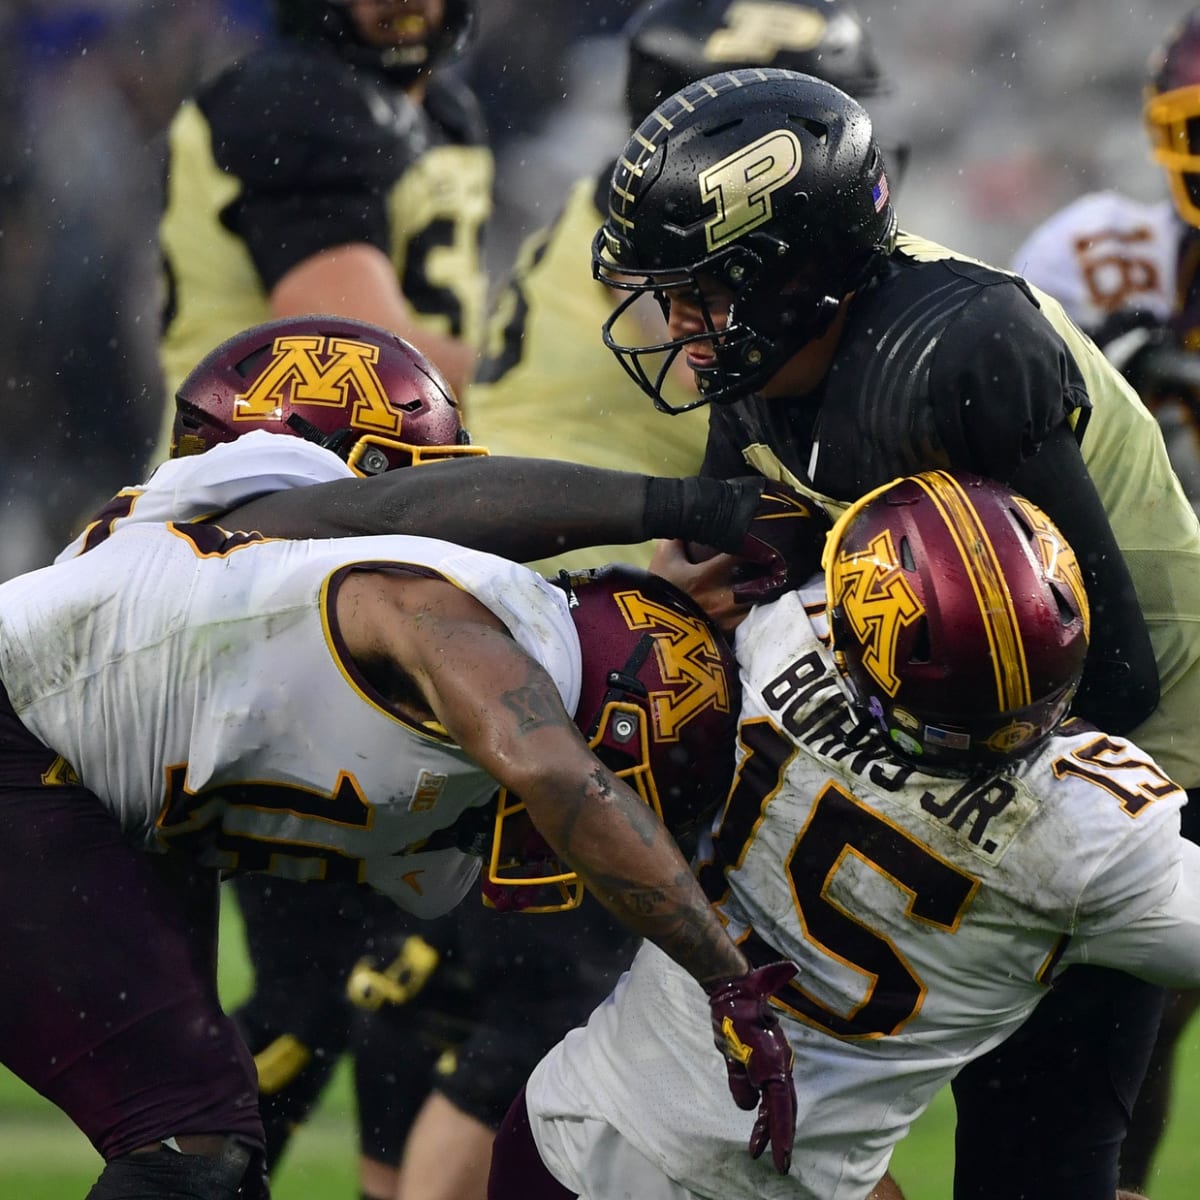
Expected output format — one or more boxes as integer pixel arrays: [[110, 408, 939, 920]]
[[2, 315, 828, 1200], [490, 471, 1200, 1200]]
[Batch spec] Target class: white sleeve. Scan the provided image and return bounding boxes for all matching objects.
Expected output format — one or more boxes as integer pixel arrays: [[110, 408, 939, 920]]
[[1064, 840, 1200, 987], [55, 433, 353, 562]]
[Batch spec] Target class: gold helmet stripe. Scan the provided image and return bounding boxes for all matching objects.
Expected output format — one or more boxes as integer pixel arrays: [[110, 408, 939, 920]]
[[912, 471, 1031, 712]]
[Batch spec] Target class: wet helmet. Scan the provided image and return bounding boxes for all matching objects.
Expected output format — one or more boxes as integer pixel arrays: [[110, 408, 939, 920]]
[[824, 470, 1090, 772], [172, 315, 486, 474], [594, 67, 897, 412], [624, 0, 887, 124], [487, 564, 741, 912], [273, 0, 474, 84]]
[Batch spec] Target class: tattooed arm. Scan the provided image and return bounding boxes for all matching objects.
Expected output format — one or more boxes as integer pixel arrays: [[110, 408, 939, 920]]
[[336, 567, 750, 985]]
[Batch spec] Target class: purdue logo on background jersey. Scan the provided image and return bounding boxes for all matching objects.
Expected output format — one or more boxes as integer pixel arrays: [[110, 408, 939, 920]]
[[236, 335, 403, 436], [615, 589, 733, 738]]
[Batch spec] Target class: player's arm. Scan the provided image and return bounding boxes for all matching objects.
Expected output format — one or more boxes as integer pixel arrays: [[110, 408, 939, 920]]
[[1009, 424, 1159, 734], [340, 570, 750, 984], [219, 457, 801, 574], [935, 285, 1159, 734], [1067, 840, 1200, 987], [269, 243, 476, 397]]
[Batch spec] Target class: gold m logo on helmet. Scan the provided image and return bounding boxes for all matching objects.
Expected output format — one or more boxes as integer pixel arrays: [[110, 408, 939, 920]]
[[705, 2, 828, 63], [615, 591, 732, 740], [235, 335, 401, 434], [700, 128, 802, 252], [832, 530, 924, 697], [1011, 495, 1092, 642]]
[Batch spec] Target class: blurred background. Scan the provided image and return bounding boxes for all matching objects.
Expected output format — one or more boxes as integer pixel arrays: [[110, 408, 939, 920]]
[[1, 0, 1195, 580]]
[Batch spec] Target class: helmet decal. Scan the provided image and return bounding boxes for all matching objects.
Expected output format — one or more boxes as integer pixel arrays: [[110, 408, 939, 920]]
[[825, 470, 1089, 771], [912, 471, 1032, 714], [701, 128, 803, 251], [704, 2, 830, 62], [236, 334, 403, 436], [828, 527, 923, 697], [1011, 495, 1091, 641], [614, 589, 734, 738]]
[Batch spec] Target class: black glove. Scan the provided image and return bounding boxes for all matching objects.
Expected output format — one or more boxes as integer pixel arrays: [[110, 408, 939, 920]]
[[645, 476, 832, 603], [704, 960, 799, 1174]]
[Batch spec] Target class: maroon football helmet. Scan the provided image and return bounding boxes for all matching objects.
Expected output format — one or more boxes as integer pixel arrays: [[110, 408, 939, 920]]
[[1145, 11, 1200, 227], [825, 470, 1090, 771], [487, 564, 741, 912], [171, 315, 486, 474]]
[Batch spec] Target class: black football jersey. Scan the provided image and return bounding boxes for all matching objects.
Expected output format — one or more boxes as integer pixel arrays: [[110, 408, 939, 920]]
[[702, 238, 1090, 496]]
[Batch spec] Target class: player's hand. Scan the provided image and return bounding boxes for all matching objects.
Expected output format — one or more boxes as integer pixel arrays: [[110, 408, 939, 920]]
[[726, 480, 832, 604], [704, 960, 798, 1174], [650, 538, 748, 636]]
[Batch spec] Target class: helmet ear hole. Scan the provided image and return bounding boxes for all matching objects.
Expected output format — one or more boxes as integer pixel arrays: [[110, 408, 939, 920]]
[[908, 618, 931, 665]]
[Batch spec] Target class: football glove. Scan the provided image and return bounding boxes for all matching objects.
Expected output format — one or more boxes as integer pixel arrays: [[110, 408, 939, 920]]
[[704, 960, 798, 1174], [346, 935, 441, 1011]]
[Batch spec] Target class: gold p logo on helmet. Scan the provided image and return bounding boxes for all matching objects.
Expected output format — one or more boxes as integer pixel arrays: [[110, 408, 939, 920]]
[[235, 334, 403, 435], [700, 128, 802, 252]]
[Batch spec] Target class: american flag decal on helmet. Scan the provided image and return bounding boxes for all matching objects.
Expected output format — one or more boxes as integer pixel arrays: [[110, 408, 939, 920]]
[[872, 173, 890, 212]]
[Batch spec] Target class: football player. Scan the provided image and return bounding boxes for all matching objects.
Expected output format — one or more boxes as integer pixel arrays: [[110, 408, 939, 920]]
[[588, 67, 1200, 1199], [1011, 11, 1200, 503], [1008, 24, 1200, 1180], [489, 470, 1200, 1200], [155, 0, 490, 462], [465, 0, 889, 575], [6, 315, 819, 1200], [61, 313, 821, 1200]]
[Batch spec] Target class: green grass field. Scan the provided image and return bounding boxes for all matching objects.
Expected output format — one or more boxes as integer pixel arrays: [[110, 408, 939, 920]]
[[2, 892, 1198, 1198]]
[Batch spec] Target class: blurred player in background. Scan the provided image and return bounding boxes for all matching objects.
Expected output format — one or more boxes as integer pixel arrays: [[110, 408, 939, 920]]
[[156, 0, 490, 458], [154, 1, 491, 1190], [490, 471, 1200, 1200], [465, 0, 888, 575], [1008, 13, 1200, 1188], [1011, 9, 1200, 503]]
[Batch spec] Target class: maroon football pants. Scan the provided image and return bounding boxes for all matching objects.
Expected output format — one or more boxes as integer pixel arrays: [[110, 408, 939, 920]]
[[0, 683, 262, 1160]]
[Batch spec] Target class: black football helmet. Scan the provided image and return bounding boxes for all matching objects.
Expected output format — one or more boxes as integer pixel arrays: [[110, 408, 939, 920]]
[[172, 315, 486, 474], [624, 0, 887, 124], [1145, 10, 1200, 228], [825, 471, 1090, 772], [594, 68, 897, 412], [273, 0, 474, 84], [487, 564, 741, 912]]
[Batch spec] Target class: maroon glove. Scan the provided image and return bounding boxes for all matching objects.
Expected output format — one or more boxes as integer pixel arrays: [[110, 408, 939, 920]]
[[729, 483, 832, 605], [704, 960, 798, 1173]]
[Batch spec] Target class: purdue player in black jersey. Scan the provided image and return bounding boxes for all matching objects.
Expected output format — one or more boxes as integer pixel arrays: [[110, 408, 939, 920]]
[[466, 0, 890, 576], [155, 5, 489, 1197], [592, 67, 1200, 1200]]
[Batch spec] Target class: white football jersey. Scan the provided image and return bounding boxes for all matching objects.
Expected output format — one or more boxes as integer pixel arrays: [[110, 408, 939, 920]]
[[56, 431, 352, 561], [1010, 192, 1180, 329], [1, 524, 580, 917], [526, 582, 1200, 1200]]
